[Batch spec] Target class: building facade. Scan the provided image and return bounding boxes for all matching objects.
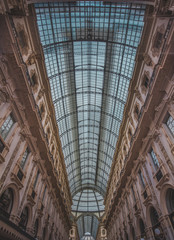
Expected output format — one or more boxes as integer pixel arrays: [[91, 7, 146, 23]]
[[0, 0, 174, 240]]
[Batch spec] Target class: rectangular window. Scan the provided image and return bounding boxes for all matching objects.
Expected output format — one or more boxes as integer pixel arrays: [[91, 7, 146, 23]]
[[0, 114, 15, 140], [150, 149, 160, 170], [33, 170, 40, 189], [138, 170, 145, 188], [20, 148, 30, 169], [166, 114, 174, 137]]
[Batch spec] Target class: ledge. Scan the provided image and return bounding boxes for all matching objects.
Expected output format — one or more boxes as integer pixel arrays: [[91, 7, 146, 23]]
[[0, 214, 35, 240]]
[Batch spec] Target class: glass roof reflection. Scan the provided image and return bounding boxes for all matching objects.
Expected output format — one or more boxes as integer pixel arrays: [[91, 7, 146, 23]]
[[35, 1, 145, 238]]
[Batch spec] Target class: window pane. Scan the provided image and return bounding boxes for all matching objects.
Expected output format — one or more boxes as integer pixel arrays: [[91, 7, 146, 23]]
[[0, 114, 15, 140], [150, 149, 159, 170], [166, 115, 174, 137], [20, 148, 29, 169]]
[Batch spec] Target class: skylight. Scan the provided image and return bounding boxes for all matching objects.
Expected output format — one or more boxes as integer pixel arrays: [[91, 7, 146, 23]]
[[35, 1, 145, 238]]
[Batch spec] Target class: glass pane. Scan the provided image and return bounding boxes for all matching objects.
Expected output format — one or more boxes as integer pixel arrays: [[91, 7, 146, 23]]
[[166, 115, 174, 137], [20, 148, 29, 169], [35, 1, 145, 237], [0, 114, 15, 140], [150, 149, 160, 170]]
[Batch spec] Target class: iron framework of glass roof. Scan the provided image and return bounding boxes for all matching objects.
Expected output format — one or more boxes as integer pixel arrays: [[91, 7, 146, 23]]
[[35, 1, 145, 238], [77, 215, 99, 240]]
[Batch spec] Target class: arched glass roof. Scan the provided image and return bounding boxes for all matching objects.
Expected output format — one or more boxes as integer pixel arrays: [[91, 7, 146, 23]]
[[77, 215, 99, 239], [72, 189, 104, 213], [35, 1, 145, 238]]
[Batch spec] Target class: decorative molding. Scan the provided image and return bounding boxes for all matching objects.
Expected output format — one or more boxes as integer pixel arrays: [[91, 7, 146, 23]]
[[0, 139, 22, 191]]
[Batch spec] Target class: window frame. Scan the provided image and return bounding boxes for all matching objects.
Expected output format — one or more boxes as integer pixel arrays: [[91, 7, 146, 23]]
[[33, 170, 40, 189], [149, 148, 160, 171], [20, 147, 30, 170], [166, 113, 174, 138], [0, 114, 15, 140]]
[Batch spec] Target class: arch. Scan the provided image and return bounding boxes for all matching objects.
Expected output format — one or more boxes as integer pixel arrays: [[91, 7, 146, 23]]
[[150, 207, 159, 226], [166, 188, 174, 214], [0, 183, 19, 217], [159, 183, 174, 215], [0, 188, 13, 218], [149, 206, 165, 240]]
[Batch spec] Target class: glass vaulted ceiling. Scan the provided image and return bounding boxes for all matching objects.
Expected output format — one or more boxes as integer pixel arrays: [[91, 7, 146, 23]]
[[35, 1, 145, 238]]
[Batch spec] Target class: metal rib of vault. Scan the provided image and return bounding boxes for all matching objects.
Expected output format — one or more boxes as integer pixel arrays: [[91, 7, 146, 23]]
[[35, 1, 145, 238]]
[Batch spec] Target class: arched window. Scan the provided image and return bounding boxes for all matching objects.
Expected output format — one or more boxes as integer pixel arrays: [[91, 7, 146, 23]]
[[34, 218, 39, 237], [166, 188, 174, 229], [150, 207, 165, 240], [139, 218, 146, 238], [150, 207, 159, 226], [0, 188, 13, 218], [19, 207, 29, 230]]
